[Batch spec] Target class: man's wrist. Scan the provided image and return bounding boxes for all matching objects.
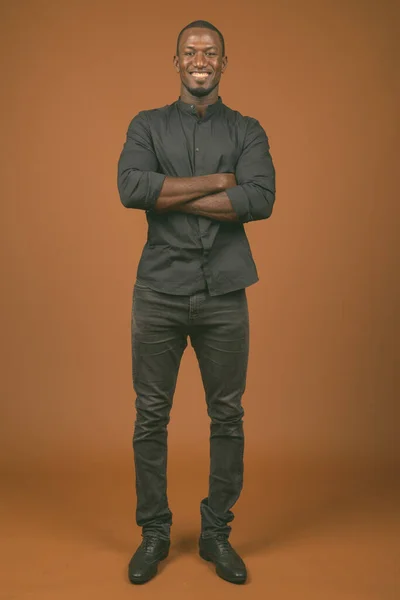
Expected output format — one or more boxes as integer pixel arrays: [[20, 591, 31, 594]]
[[215, 174, 227, 192], [203, 174, 228, 194], [214, 173, 237, 193]]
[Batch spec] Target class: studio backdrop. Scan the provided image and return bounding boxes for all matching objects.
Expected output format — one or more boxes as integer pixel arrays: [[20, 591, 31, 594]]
[[0, 0, 398, 474]]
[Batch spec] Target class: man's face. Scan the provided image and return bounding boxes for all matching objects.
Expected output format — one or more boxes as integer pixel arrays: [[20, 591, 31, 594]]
[[174, 28, 228, 98]]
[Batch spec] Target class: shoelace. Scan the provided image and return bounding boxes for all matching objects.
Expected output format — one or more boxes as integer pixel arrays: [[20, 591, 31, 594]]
[[215, 534, 232, 555], [143, 535, 160, 552]]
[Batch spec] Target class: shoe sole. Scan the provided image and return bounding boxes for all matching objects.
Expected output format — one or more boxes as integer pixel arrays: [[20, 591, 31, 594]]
[[128, 548, 169, 584], [199, 549, 247, 584]]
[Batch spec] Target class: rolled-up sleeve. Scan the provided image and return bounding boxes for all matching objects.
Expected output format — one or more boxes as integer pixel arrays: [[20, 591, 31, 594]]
[[226, 118, 275, 223], [117, 111, 166, 210]]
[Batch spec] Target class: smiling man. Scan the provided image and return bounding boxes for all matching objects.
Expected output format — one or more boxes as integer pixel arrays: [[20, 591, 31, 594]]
[[117, 20, 275, 585]]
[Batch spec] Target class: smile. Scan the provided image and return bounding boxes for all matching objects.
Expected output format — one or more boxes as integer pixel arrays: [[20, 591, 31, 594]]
[[190, 72, 211, 80]]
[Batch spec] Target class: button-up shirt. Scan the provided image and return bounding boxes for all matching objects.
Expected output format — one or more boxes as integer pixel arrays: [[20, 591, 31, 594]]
[[117, 96, 275, 296]]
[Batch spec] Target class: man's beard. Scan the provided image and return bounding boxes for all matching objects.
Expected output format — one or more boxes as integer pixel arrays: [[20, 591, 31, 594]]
[[182, 79, 219, 98]]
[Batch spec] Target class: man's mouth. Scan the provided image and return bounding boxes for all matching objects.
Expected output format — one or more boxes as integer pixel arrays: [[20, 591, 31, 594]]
[[190, 72, 211, 81]]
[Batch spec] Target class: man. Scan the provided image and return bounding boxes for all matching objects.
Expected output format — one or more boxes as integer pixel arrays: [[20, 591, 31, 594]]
[[117, 20, 275, 585]]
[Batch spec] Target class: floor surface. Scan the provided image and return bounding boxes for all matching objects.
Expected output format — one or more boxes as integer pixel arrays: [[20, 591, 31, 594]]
[[1, 456, 398, 599]]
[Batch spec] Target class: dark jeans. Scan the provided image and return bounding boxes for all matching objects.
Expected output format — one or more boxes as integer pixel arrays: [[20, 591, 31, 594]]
[[131, 281, 249, 541]]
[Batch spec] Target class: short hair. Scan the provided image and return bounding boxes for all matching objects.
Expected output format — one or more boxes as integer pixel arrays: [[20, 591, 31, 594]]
[[176, 20, 225, 56]]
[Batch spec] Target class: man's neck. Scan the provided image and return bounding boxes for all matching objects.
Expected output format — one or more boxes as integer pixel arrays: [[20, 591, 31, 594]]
[[179, 88, 219, 117]]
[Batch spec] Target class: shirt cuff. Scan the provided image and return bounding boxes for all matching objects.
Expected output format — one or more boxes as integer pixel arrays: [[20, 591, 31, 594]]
[[226, 186, 252, 223], [146, 172, 167, 211]]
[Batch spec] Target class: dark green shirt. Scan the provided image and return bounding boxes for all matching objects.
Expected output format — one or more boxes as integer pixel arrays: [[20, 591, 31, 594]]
[[117, 97, 275, 296]]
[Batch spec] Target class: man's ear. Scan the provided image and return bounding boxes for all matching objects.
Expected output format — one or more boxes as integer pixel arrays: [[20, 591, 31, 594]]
[[222, 55, 228, 74], [173, 55, 180, 72]]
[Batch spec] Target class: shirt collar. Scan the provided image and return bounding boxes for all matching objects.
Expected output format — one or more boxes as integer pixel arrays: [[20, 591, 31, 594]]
[[177, 96, 223, 120]]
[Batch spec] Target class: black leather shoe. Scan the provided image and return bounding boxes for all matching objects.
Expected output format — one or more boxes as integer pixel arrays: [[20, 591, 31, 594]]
[[199, 534, 247, 584], [128, 534, 170, 584]]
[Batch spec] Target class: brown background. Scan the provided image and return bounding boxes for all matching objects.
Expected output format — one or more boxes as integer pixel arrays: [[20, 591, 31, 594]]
[[0, 0, 399, 598]]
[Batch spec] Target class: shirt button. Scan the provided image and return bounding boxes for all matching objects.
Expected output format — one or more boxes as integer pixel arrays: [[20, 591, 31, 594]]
[[195, 147, 199, 152]]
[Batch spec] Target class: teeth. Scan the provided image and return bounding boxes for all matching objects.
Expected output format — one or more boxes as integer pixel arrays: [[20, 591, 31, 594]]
[[192, 72, 209, 77]]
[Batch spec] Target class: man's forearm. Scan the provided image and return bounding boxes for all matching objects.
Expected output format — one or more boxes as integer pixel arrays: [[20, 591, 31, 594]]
[[155, 174, 234, 212], [173, 192, 239, 222]]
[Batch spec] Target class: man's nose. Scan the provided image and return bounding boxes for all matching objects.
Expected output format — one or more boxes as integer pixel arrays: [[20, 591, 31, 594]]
[[193, 52, 207, 68]]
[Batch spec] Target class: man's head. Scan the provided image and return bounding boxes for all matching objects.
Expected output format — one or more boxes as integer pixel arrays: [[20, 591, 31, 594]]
[[174, 20, 228, 99]]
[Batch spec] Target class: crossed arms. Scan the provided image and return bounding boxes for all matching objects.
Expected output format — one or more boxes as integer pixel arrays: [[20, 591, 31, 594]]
[[117, 112, 275, 223], [153, 173, 239, 221]]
